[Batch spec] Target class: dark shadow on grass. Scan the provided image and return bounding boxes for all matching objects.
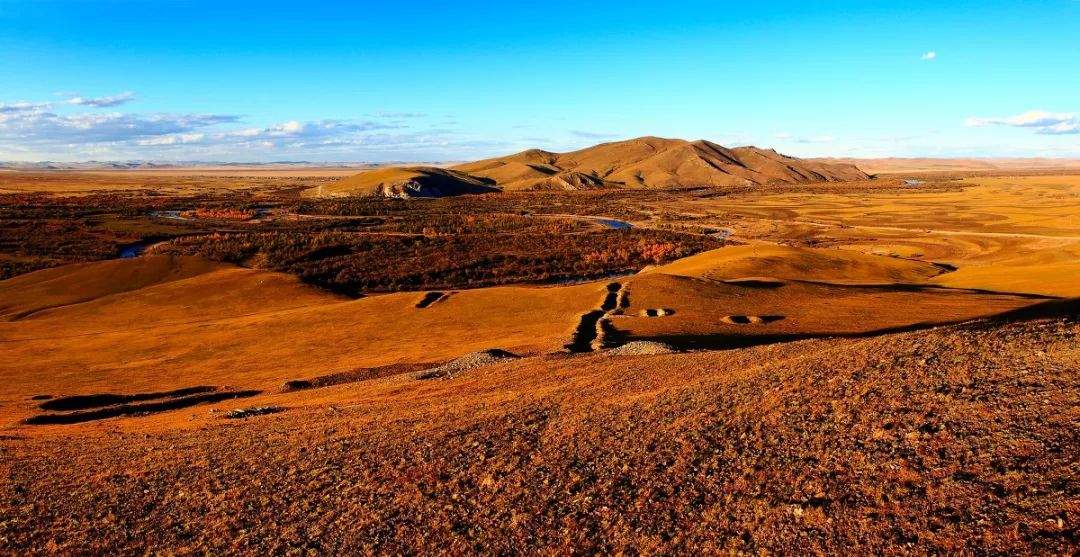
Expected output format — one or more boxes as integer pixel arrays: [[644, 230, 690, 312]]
[[620, 298, 1077, 352], [40, 386, 219, 411], [25, 390, 261, 425], [281, 362, 435, 392]]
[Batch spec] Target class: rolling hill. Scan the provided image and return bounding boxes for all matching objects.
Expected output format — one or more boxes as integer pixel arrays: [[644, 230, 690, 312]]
[[303, 137, 869, 197], [1, 253, 1074, 554], [812, 156, 1080, 174], [456, 136, 869, 190]]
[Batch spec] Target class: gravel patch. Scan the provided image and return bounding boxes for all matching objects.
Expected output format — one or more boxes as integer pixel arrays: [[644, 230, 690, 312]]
[[413, 349, 520, 380], [607, 341, 677, 355], [223, 406, 283, 419]]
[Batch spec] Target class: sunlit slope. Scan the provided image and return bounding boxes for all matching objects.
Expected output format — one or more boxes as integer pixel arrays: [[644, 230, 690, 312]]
[[4, 258, 346, 327], [930, 243, 1080, 297], [1, 247, 1048, 408], [650, 245, 946, 284], [2, 304, 1076, 554], [0, 257, 605, 402], [455, 136, 868, 190], [611, 272, 1040, 348], [0, 256, 229, 320], [308, 137, 870, 196], [637, 174, 1080, 298]]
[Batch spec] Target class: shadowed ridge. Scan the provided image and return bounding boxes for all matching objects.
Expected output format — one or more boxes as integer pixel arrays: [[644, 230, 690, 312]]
[[539, 171, 608, 191], [301, 166, 499, 198], [983, 296, 1080, 322]]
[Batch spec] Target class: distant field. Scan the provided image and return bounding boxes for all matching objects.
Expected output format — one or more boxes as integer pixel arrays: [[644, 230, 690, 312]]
[[639, 173, 1080, 296], [81, 166, 372, 177], [0, 170, 342, 194], [812, 157, 1080, 174]]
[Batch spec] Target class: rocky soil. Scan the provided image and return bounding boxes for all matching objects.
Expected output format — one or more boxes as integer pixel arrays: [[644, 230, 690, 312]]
[[1, 310, 1076, 554]]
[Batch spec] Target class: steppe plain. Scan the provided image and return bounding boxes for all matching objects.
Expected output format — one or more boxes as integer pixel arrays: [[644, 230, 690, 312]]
[[0, 149, 1077, 553]]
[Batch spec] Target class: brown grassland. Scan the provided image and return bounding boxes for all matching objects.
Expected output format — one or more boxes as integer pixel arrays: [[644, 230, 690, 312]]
[[0, 168, 1077, 553]]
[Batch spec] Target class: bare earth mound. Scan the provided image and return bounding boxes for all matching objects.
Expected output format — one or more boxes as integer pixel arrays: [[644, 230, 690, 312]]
[[607, 340, 677, 355], [413, 349, 521, 380]]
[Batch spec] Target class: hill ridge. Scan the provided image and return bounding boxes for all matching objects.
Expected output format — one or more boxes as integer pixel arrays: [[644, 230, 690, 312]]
[[304, 136, 869, 197], [457, 136, 868, 191]]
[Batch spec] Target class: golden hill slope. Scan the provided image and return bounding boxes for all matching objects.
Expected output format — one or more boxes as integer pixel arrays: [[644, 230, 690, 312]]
[[651, 245, 946, 285], [0, 256, 230, 320], [456, 136, 868, 190], [306, 137, 870, 197], [0, 256, 606, 400], [0, 252, 1044, 410]]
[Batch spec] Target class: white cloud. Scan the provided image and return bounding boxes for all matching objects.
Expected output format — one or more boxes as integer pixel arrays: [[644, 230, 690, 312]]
[[228, 128, 263, 138], [65, 91, 136, 108], [921, 51, 937, 61], [0, 101, 52, 113], [966, 110, 1075, 127], [0, 110, 241, 143], [136, 133, 206, 146], [277, 120, 304, 134], [0, 96, 464, 161], [1038, 122, 1080, 135], [222, 119, 398, 142], [966, 110, 1079, 135]]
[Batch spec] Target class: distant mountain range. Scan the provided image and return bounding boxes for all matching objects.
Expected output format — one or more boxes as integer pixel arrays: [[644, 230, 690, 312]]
[[810, 157, 1080, 174], [0, 161, 421, 171]]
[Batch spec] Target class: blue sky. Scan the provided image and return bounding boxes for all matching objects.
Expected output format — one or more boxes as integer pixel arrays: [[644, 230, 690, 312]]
[[1, 0, 1078, 161]]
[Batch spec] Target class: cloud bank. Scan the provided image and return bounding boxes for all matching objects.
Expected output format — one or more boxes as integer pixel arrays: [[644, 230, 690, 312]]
[[966, 110, 1079, 135], [0, 93, 501, 161], [65, 91, 136, 107], [0, 101, 53, 114]]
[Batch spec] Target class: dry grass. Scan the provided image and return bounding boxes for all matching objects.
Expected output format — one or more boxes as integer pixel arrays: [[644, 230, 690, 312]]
[[453, 136, 867, 190], [0, 170, 341, 194], [637, 174, 1080, 296], [1, 170, 1079, 553], [0, 312, 1075, 553]]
